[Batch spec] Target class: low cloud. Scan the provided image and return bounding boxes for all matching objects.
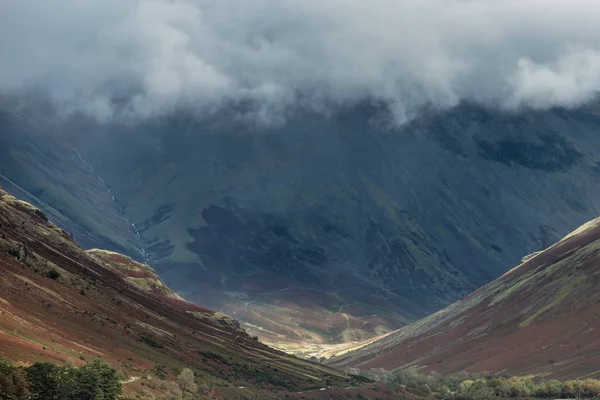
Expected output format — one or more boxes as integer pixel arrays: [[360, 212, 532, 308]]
[[2, 0, 600, 120]]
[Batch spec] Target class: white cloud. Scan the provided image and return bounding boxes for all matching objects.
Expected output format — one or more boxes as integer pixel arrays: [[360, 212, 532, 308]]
[[507, 50, 600, 109], [2, 0, 600, 120]]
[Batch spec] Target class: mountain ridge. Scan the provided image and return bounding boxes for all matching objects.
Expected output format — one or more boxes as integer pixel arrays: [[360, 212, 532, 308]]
[[0, 102, 144, 258], [61, 102, 600, 346], [0, 185, 355, 398], [4, 99, 600, 351], [328, 215, 600, 379]]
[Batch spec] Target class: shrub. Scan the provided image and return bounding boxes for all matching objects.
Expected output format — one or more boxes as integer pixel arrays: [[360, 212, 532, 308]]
[[199, 351, 228, 364], [7, 246, 21, 260], [163, 380, 182, 400], [176, 368, 197, 394], [47, 268, 61, 280], [153, 364, 167, 380], [140, 333, 163, 348], [34, 209, 49, 222]]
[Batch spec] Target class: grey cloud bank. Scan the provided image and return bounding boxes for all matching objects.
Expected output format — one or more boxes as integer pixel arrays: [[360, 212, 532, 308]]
[[2, 0, 600, 120]]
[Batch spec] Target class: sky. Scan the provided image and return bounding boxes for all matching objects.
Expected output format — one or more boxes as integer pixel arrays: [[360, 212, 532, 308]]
[[2, 0, 600, 121]]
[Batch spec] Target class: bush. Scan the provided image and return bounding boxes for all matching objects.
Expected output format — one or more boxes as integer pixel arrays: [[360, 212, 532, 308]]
[[6, 246, 21, 260], [34, 208, 49, 222], [154, 364, 167, 380], [163, 380, 182, 400], [47, 268, 61, 280], [176, 368, 197, 395], [140, 333, 163, 348]]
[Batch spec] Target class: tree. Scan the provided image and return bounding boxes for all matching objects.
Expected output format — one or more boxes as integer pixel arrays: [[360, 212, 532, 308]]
[[176, 368, 197, 396], [80, 359, 122, 400], [0, 360, 29, 400], [27, 363, 61, 400], [164, 380, 182, 400]]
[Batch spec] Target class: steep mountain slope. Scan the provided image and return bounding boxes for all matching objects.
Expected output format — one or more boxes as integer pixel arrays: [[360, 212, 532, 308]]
[[328, 216, 600, 379], [0, 186, 352, 398], [5, 100, 600, 349], [62, 103, 600, 347], [0, 99, 143, 257]]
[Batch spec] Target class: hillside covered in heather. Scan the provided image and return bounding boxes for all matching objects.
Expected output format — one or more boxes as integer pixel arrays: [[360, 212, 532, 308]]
[[329, 217, 600, 380]]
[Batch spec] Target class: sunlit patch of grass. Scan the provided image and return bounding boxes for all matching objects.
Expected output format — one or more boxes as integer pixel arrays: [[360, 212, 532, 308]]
[[519, 275, 585, 328], [489, 272, 535, 306]]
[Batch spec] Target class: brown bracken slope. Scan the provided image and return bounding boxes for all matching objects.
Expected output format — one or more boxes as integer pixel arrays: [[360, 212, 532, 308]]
[[329, 217, 600, 379], [0, 186, 351, 398]]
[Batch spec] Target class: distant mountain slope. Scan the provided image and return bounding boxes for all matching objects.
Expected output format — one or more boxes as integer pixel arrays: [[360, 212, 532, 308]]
[[0, 100, 142, 257], [5, 99, 600, 349], [0, 186, 352, 398], [328, 216, 600, 379], [62, 103, 600, 347]]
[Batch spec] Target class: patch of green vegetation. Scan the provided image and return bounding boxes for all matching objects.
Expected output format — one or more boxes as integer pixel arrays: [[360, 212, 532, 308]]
[[140, 333, 163, 349], [11, 200, 49, 222], [519, 275, 585, 327], [128, 277, 162, 292], [46, 268, 61, 280], [199, 351, 229, 365], [153, 364, 167, 380], [359, 367, 600, 399], [33, 208, 49, 222], [1, 358, 121, 400], [6, 246, 20, 259], [489, 272, 535, 306], [374, 325, 392, 336]]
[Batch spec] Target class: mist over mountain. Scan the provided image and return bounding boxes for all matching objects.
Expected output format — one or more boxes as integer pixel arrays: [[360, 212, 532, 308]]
[[3, 0, 600, 121]]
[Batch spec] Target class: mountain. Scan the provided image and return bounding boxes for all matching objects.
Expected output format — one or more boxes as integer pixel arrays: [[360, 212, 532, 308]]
[[0, 99, 143, 257], [0, 185, 354, 398], [4, 99, 600, 351], [328, 217, 600, 379]]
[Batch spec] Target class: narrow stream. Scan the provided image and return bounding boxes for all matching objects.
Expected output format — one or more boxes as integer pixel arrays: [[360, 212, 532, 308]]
[[73, 149, 150, 264]]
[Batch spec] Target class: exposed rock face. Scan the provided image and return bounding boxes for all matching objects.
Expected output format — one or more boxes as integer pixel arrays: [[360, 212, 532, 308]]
[[3, 100, 600, 345]]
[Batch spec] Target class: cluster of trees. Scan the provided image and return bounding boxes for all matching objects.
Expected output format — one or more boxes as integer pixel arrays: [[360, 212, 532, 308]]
[[133, 368, 214, 400], [2, 357, 216, 400], [453, 376, 600, 399], [355, 367, 600, 399], [0, 358, 122, 400]]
